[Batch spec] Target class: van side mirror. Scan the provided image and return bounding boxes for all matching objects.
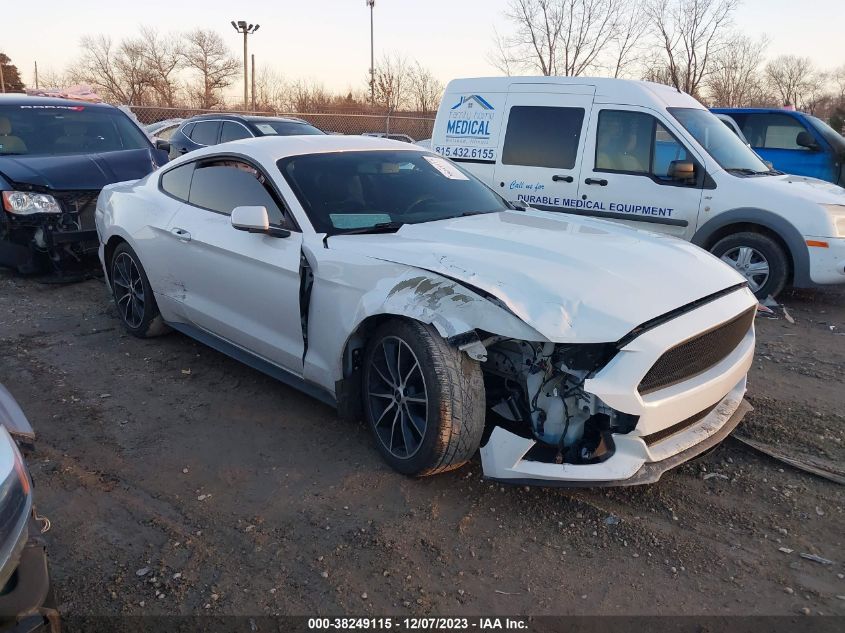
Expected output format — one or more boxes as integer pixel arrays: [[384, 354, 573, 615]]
[[796, 131, 820, 151], [231, 206, 290, 238], [668, 160, 696, 183]]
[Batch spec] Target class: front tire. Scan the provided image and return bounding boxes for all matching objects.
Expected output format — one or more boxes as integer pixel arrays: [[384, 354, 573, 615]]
[[362, 320, 485, 476], [110, 242, 169, 338], [710, 231, 789, 299]]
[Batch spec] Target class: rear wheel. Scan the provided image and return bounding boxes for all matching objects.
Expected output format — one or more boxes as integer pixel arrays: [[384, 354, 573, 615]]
[[710, 231, 789, 299], [362, 320, 485, 476], [110, 242, 169, 338]]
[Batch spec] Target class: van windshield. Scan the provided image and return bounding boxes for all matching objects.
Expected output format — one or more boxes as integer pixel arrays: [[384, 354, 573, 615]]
[[669, 108, 771, 174]]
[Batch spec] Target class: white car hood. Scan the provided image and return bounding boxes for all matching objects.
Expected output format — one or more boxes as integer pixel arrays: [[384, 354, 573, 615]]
[[327, 211, 747, 343], [749, 173, 845, 205]]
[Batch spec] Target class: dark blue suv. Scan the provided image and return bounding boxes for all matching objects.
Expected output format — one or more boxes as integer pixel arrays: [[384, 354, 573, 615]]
[[0, 95, 169, 274], [168, 113, 324, 159]]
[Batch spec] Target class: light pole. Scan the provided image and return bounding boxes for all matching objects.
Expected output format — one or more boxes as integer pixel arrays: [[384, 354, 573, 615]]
[[231, 20, 260, 109], [366, 0, 375, 105]]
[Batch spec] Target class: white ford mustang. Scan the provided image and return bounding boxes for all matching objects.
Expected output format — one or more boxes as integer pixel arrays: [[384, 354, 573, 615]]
[[96, 135, 757, 486]]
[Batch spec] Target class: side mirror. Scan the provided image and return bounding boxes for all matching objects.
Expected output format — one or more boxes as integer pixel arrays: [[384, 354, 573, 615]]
[[668, 160, 696, 183], [796, 131, 820, 151], [231, 206, 290, 238], [155, 138, 171, 152]]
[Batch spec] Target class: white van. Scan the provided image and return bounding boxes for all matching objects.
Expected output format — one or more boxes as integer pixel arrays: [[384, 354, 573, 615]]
[[432, 77, 845, 298]]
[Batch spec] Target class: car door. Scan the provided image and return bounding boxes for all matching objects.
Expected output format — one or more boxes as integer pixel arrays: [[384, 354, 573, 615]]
[[736, 112, 831, 181], [164, 157, 305, 373], [576, 106, 705, 239], [492, 88, 594, 209]]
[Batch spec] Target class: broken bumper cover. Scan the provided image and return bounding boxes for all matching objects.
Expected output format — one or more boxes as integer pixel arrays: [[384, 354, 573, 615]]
[[481, 381, 751, 487]]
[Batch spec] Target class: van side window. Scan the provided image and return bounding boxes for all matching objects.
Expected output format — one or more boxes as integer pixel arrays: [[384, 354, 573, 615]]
[[187, 159, 289, 227], [502, 106, 585, 169], [596, 110, 691, 179], [737, 113, 809, 150]]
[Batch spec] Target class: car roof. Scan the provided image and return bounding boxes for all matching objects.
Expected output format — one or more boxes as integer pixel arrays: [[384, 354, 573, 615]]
[[711, 108, 809, 116], [443, 76, 703, 110], [0, 94, 116, 110], [184, 113, 310, 125], [168, 134, 422, 166]]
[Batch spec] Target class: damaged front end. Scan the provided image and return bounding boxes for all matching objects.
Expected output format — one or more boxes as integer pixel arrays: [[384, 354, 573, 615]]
[[475, 287, 757, 486], [1, 187, 100, 275]]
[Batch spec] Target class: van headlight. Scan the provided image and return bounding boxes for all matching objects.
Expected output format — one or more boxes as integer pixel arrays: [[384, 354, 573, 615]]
[[2, 191, 62, 215], [821, 204, 845, 237]]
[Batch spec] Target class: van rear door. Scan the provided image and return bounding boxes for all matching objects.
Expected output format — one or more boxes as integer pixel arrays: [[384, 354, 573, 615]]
[[492, 86, 594, 209], [576, 105, 705, 239]]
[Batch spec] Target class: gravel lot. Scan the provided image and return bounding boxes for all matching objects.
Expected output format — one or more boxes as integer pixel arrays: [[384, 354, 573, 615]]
[[0, 269, 843, 618]]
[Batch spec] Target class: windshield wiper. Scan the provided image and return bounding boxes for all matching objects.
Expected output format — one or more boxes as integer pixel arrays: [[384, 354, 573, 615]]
[[725, 167, 774, 176], [333, 221, 405, 236]]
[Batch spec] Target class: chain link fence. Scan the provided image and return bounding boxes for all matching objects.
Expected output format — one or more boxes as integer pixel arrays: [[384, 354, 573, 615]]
[[130, 106, 435, 141]]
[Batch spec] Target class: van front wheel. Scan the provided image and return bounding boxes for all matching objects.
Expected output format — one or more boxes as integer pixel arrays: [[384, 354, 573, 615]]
[[710, 232, 788, 299]]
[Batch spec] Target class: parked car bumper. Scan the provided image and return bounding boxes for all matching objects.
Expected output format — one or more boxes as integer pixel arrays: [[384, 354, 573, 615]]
[[806, 236, 845, 286], [0, 515, 59, 633]]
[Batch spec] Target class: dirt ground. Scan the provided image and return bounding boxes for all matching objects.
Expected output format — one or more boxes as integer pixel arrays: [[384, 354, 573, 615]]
[[0, 269, 843, 618]]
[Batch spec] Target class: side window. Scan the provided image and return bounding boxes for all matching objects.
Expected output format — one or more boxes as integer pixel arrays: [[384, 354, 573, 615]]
[[651, 123, 692, 179], [221, 121, 252, 143], [180, 122, 195, 138], [187, 159, 288, 226], [596, 110, 692, 180], [190, 121, 220, 146], [502, 106, 585, 169], [740, 114, 808, 150], [595, 110, 652, 173], [159, 163, 194, 201]]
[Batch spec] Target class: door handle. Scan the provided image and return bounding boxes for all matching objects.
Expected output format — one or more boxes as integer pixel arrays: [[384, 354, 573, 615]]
[[171, 227, 191, 242], [584, 178, 608, 186], [552, 174, 574, 183]]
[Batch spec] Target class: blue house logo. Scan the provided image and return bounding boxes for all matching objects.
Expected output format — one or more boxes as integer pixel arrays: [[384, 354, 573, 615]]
[[451, 94, 495, 111]]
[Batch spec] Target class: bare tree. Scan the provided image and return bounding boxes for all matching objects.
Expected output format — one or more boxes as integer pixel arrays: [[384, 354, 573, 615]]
[[70, 35, 154, 104], [492, 0, 638, 77], [608, 1, 649, 77], [285, 79, 331, 113], [408, 62, 444, 114], [765, 55, 825, 111], [372, 53, 410, 112], [705, 33, 768, 107], [139, 27, 183, 107], [253, 66, 287, 111], [646, 0, 739, 97], [182, 29, 239, 110]]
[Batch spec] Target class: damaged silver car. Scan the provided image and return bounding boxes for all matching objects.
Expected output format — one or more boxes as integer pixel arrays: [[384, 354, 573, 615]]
[[96, 136, 757, 486]]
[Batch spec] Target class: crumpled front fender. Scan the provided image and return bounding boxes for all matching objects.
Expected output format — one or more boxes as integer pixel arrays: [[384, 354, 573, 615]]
[[301, 246, 546, 394]]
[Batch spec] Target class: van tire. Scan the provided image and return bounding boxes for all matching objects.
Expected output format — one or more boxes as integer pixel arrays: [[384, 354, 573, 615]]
[[710, 232, 788, 299]]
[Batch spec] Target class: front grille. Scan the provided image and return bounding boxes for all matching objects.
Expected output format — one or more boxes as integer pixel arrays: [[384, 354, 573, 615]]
[[53, 190, 99, 230], [638, 307, 755, 395]]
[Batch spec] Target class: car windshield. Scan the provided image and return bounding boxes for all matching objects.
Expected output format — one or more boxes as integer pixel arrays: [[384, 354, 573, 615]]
[[279, 150, 509, 234], [251, 120, 324, 137], [0, 104, 151, 156], [808, 115, 845, 156], [669, 108, 770, 173]]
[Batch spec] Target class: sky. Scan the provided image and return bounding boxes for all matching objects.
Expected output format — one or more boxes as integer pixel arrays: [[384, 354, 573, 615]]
[[3, 0, 844, 95]]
